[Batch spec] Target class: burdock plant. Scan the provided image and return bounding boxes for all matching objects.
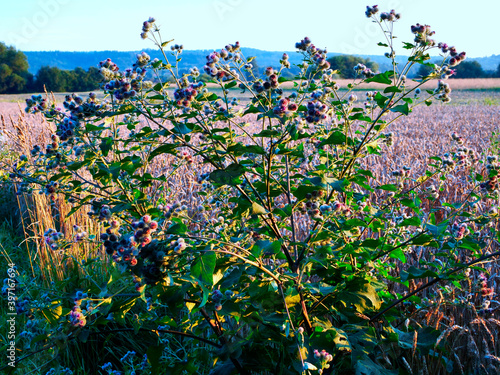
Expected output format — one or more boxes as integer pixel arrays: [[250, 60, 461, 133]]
[[8, 5, 499, 375]]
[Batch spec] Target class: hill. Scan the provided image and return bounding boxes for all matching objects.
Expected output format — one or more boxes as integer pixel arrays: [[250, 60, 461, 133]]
[[23, 49, 500, 77]]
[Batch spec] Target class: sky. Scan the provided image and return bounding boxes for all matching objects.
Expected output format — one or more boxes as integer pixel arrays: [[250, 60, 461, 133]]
[[0, 0, 498, 57]]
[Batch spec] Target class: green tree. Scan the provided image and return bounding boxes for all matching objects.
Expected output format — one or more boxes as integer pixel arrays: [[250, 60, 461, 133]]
[[0, 42, 31, 93], [77, 67, 101, 91], [326, 55, 378, 79], [33, 66, 102, 93], [35, 66, 69, 92], [71, 67, 99, 91], [453, 61, 485, 78]]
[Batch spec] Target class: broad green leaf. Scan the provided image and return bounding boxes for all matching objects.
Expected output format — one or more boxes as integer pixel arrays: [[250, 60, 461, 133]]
[[389, 102, 410, 116], [227, 143, 265, 155], [147, 346, 163, 375], [374, 92, 389, 108], [99, 137, 113, 157], [377, 184, 398, 191], [166, 222, 187, 234], [320, 130, 347, 146], [383, 86, 402, 93], [209, 163, 245, 186], [191, 251, 216, 285], [400, 266, 438, 282], [355, 356, 397, 375], [251, 202, 267, 215], [365, 70, 394, 85], [148, 143, 178, 161]]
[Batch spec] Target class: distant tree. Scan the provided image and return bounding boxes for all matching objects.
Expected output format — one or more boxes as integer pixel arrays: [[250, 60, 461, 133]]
[[496, 63, 500, 78], [35, 66, 68, 92], [453, 61, 485, 79], [33, 66, 102, 93], [62, 69, 77, 91], [0, 42, 32, 93], [77, 67, 101, 91], [326, 55, 378, 79]]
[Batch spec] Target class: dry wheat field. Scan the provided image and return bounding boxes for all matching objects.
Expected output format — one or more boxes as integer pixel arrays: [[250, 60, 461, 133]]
[[2, 86, 498, 177], [1, 81, 500, 374]]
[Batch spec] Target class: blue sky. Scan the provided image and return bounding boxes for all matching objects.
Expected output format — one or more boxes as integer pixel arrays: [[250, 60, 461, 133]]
[[1, 0, 498, 57]]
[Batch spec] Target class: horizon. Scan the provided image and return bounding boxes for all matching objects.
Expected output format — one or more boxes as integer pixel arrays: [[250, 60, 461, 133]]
[[1, 0, 499, 58], [19, 48, 500, 59]]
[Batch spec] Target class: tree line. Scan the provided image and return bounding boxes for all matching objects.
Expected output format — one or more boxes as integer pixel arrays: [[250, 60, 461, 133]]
[[327, 55, 500, 79], [0, 42, 101, 94], [1, 42, 499, 94], [416, 60, 500, 79]]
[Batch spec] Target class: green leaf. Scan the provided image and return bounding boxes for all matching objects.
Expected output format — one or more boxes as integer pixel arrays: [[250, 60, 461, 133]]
[[411, 234, 435, 246], [339, 279, 382, 313], [156, 316, 178, 328], [147, 346, 163, 375], [85, 123, 104, 132], [365, 71, 394, 85], [166, 222, 187, 235], [198, 93, 218, 102], [113, 104, 136, 115], [355, 356, 397, 375], [320, 130, 347, 146], [224, 81, 237, 89], [227, 143, 266, 155], [293, 184, 319, 200], [425, 221, 448, 237], [148, 143, 178, 161], [209, 163, 245, 186], [191, 251, 216, 285], [308, 176, 328, 188], [161, 39, 174, 47], [147, 94, 165, 101], [251, 202, 267, 215], [374, 92, 389, 108], [333, 330, 352, 352], [383, 86, 402, 94], [41, 301, 62, 325], [389, 102, 410, 116], [400, 266, 439, 282], [243, 104, 266, 115], [99, 137, 113, 157], [284, 288, 301, 309], [400, 198, 417, 209], [390, 248, 406, 263], [392, 326, 440, 354], [377, 184, 398, 191], [349, 112, 372, 122], [172, 122, 192, 135], [114, 297, 137, 325], [330, 178, 348, 193], [253, 129, 280, 137]]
